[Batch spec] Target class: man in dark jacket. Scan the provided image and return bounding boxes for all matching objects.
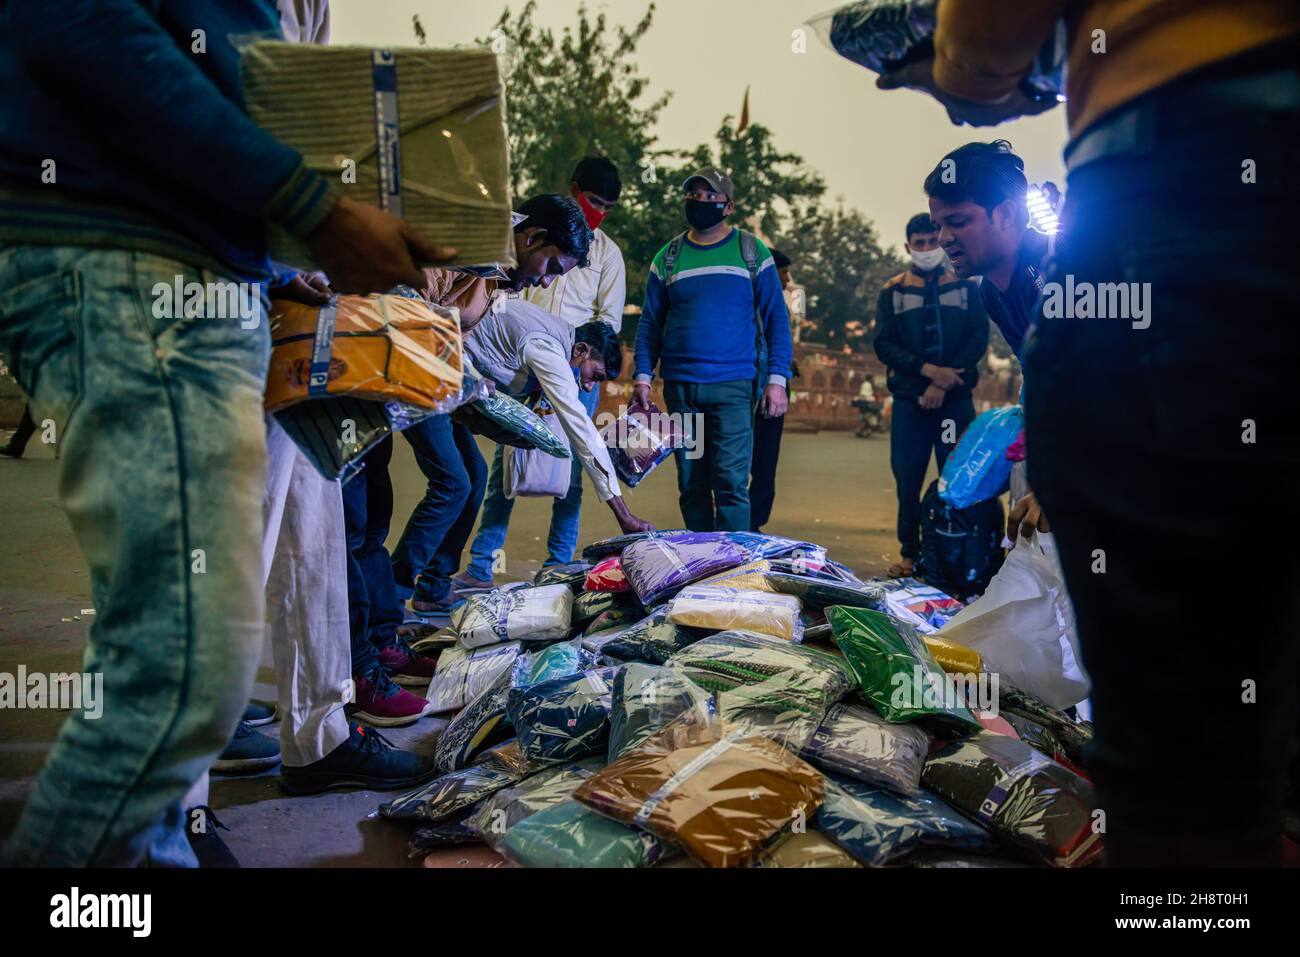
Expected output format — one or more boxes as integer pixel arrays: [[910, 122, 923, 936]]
[[874, 213, 988, 578]]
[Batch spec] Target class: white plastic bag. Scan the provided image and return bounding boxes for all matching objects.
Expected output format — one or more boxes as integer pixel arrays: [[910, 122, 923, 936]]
[[936, 532, 1090, 709], [503, 406, 572, 498], [455, 583, 574, 649], [424, 641, 523, 713]]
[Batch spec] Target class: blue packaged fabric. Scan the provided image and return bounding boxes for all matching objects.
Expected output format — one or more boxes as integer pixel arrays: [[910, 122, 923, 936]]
[[937, 405, 1024, 508], [816, 776, 991, 867], [506, 667, 618, 767]]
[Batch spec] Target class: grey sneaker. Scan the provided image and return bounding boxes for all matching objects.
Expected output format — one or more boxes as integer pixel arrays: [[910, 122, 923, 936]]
[[213, 720, 281, 773]]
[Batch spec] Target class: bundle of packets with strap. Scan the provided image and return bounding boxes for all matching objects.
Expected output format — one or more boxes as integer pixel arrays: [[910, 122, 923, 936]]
[[240, 41, 514, 270]]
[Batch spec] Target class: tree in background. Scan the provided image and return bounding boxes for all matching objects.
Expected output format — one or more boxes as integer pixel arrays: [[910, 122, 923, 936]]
[[415, 2, 897, 346]]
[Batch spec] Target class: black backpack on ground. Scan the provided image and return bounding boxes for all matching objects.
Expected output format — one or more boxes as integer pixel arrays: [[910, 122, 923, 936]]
[[917, 479, 1005, 602]]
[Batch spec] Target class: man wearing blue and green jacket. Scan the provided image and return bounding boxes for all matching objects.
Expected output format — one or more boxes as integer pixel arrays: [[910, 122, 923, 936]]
[[633, 168, 792, 532], [0, 0, 451, 867]]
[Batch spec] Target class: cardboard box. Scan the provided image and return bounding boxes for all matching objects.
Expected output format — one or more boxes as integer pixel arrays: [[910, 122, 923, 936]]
[[241, 41, 514, 270]]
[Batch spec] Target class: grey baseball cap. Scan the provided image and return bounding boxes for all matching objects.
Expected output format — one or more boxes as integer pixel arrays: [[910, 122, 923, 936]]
[[682, 167, 734, 201]]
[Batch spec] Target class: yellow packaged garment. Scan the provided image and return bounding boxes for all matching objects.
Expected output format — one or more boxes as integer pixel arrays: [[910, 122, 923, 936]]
[[696, 560, 776, 593], [266, 294, 462, 413], [753, 831, 861, 869], [666, 585, 804, 642], [924, 635, 984, 674]]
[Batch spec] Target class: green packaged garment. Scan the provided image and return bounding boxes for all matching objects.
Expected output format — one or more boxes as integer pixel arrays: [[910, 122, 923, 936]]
[[594, 609, 710, 665], [608, 663, 714, 761], [533, 561, 596, 591], [512, 638, 594, 688], [453, 392, 571, 457], [827, 606, 981, 732], [667, 631, 853, 751], [500, 800, 674, 868], [472, 759, 603, 850]]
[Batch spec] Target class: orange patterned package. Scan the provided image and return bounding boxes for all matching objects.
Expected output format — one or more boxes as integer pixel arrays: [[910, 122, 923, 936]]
[[265, 294, 462, 413]]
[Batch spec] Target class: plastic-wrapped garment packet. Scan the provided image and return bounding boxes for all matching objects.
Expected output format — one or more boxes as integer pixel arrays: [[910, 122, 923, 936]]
[[451, 390, 571, 458], [806, 2, 1066, 107], [533, 561, 595, 591], [938, 404, 1024, 509], [500, 799, 676, 868], [597, 609, 710, 666], [666, 585, 805, 643], [921, 731, 1102, 868], [506, 667, 619, 767], [407, 624, 459, 658], [584, 607, 642, 638], [472, 758, 605, 850], [573, 713, 825, 868], [511, 638, 594, 689], [599, 401, 682, 488], [816, 775, 992, 867], [752, 830, 861, 869], [584, 556, 631, 593], [608, 663, 715, 761], [875, 578, 965, 634], [697, 560, 777, 592], [721, 532, 828, 570], [923, 635, 984, 674], [266, 295, 463, 414], [425, 641, 522, 713], [380, 741, 526, 821], [827, 606, 982, 732], [801, 701, 931, 795], [1003, 712, 1082, 776], [239, 41, 514, 271], [763, 570, 885, 612], [434, 670, 516, 773], [668, 630, 854, 752], [622, 533, 751, 607], [409, 814, 481, 856], [454, 583, 573, 649], [999, 683, 1094, 769], [581, 529, 692, 561], [570, 589, 642, 629]]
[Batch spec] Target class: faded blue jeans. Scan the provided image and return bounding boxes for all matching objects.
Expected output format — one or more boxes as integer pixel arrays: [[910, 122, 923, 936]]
[[0, 246, 269, 866], [466, 380, 597, 582]]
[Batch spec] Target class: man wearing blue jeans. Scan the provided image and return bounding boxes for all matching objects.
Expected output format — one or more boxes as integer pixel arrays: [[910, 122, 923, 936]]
[[0, 0, 449, 866]]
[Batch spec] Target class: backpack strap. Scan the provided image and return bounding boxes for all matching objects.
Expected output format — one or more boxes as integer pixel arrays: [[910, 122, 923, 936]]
[[661, 232, 688, 284], [738, 230, 767, 394]]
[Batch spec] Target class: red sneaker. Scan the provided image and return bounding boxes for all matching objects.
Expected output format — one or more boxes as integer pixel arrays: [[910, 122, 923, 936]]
[[379, 640, 439, 688], [347, 669, 434, 727]]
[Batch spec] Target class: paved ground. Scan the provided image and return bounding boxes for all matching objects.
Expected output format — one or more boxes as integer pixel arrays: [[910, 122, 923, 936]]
[[0, 428, 912, 866]]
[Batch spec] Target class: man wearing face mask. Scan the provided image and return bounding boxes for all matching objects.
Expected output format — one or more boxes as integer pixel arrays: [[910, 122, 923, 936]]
[[633, 169, 792, 533], [873, 213, 988, 579]]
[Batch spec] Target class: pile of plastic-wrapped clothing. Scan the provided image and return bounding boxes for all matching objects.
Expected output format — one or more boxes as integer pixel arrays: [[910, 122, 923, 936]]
[[379, 529, 1100, 869]]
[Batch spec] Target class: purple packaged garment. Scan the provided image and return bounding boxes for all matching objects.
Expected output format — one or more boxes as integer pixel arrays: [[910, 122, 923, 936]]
[[621, 533, 750, 607]]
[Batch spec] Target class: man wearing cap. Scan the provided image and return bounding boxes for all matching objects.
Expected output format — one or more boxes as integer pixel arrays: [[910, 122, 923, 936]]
[[633, 169, 792, 532]]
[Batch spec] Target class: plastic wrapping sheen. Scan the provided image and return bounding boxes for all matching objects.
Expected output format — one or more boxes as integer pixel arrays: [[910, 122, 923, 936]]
[[753, 830, 861, 868], [924, 634, 984, 674], [667, 631, 853, 751], [581, 529, 692, 561], [240, 41, 514, 270], [511, 638, 594, 688], [266, 295, 463, 414], [593, 609, 710, 666], [500, 800, 675, 868], [920, 731, 1101, 867], [433, 669, 515, 772], [876, 578, 965, 634], [816, 776, 992, 867], [621, 533, 750, 606], [424, 640, 522, 713], [454, 583, 573, 649], [584, 556, 631, 593], [506, 667, 619, 766], [573, 718, 825, 868], [533, 561, 595, 590], [608, 663, 714, 761], [570, 589, 642, 628], [827, 606, 981, 732], [452, 391, 571, 457], [666, 585, 805, 642], [599, 401, 682, 488], [801, 701, 931, 796], [471, 758, 604, 850], [379, 741, 526, 821]]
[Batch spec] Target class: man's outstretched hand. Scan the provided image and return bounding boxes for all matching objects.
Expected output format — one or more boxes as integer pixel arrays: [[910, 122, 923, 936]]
[[1007, 490, 1051, 542], [608, 496, 655, 534], [307, 196, 458, 295]]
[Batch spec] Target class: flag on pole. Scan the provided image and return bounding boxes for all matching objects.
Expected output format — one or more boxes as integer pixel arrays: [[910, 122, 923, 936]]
[[736, 85, 750, 136]]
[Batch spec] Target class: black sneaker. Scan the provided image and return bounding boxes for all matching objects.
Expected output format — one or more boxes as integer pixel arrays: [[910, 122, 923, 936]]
[[186, 805, 240, 868], [212, 720, 282, 773], [278, 723, 439, 796], [243, 700, 278, 727]]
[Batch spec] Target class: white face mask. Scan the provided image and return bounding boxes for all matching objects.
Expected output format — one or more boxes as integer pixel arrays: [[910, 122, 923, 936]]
[[910, 246, 946, 271]]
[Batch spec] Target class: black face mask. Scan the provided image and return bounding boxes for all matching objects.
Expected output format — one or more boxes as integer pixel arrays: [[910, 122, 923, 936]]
[[685, 199, 727, 230]]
